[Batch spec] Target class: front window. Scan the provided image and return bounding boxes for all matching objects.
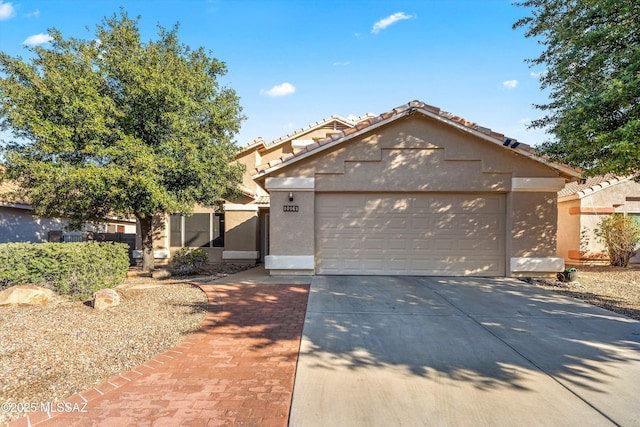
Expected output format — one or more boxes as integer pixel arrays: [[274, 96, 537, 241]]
[[169, 213, 224, 248]]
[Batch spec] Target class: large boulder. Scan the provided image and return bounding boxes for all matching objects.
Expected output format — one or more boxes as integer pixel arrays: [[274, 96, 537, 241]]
[[0, 285, 56, 306], [92, 288, 120, 310]]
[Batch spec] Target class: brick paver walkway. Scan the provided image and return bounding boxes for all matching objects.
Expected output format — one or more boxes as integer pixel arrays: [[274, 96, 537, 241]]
[[8, 283, 309, 427]]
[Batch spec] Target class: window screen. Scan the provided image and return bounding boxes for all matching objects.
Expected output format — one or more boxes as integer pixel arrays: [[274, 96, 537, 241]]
[[170, 213, 224, 248], [185, 213, 211, 248]]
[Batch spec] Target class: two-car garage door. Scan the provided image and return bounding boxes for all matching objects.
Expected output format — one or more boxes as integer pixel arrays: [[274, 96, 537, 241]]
[[315, 193, 505, 276]]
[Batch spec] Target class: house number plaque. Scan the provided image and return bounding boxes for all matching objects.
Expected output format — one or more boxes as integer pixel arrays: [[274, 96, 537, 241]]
[[283, 205, 299, 212]]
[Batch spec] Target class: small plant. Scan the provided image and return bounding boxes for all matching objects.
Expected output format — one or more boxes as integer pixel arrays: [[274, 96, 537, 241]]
[[172, 247, 209, 275], [594, 215, 640, 267]]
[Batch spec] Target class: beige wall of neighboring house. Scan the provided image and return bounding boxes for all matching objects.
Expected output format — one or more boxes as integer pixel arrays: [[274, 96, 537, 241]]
[[557, 176, 640, 263]]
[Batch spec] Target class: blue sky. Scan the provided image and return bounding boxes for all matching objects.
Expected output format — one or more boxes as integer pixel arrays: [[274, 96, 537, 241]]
[[0, 0, 550, 147]]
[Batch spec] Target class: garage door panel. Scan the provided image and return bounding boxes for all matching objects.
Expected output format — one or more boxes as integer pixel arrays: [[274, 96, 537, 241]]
[[364, 238, 384, 250], [316, 193, 505, 276]]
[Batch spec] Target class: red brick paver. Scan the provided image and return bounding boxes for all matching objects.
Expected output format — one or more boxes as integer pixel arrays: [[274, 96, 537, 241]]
[[8, 283, 310, 427]]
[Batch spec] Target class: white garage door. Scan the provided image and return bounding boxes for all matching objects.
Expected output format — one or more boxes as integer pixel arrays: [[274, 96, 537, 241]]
[[315, 193, 505, 276]]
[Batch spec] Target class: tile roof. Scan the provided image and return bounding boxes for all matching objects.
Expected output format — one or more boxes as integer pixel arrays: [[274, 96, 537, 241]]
[[254, 195, 270, 206], [238, 114, 375, 154], [249, 100, 581, 179], [558, 174, 631, 198]]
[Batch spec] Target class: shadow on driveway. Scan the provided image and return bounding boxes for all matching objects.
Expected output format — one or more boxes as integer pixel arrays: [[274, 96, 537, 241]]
[[290, 276, 640, 427]]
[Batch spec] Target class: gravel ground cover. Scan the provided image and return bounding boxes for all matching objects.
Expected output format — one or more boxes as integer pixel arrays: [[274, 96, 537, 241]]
[[0, 264, 251, 424], [525, 264, 640, 320]]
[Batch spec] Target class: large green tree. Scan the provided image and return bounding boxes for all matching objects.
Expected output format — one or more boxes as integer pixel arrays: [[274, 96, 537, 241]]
[[0, 11, 244, 272], [514, 0, 640, 177]]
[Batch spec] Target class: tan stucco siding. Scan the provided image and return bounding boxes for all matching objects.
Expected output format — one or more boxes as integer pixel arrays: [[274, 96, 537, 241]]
[[314, 150, 511, 192], [589, 180, 640, 208], [510, 192, 558, 257], [224, 210, 258, 252], [268, 189, 314, 256], [557, 199, 581, 260], [235, 151, 260, 194]]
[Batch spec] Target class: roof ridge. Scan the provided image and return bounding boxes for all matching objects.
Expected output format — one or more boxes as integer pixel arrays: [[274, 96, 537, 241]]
[[264, 115, 359, 147]]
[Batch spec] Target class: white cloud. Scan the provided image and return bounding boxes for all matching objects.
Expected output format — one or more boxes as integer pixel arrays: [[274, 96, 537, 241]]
[[530, 70, 547, 78], [0, 1, 16, 20], [332, 61, 351, 67], [23, 33, 53, 46], [260, 82, 296, 97], [371, 12, 414, 34], [502, 80, 518, 89], [26, 9, 40, 18]]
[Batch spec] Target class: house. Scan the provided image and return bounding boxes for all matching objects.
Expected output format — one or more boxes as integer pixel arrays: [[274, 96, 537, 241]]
[[0, 179, 136, 244], [153, 100, 581, 277], [557, 174, 640, 264]]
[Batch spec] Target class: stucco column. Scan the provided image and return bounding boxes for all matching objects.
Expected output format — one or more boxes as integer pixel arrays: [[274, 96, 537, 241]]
[[508, 177, 566, 277], [222, 204, 260, 262], [264, 177, 315, 275]]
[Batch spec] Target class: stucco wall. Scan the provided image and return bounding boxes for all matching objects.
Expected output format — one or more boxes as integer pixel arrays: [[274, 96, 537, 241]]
[[510, 192, 558, 257], [268, 189, 314, 256], [264, 178, 315, 274], [557, 199, 581, 260], [224, 210, 258, 252]]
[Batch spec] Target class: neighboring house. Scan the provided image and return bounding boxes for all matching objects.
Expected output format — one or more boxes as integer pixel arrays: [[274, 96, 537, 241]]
[[153, 100, 581, 278], [557, 175, 640, 264], [0, 179, 136, 244]]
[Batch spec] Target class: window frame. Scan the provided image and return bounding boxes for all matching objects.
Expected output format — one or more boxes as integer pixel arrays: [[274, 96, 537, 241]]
[[169, 212, 224, 248]]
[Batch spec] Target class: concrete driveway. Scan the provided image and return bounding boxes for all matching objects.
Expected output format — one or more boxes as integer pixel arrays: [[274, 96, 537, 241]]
[[289, 276, 640, 427]]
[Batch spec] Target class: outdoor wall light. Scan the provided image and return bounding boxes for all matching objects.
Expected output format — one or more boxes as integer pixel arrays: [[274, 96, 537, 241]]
[[288, 192, 294, 202]]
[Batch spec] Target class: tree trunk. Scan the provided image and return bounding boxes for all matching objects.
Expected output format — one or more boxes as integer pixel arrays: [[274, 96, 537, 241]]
[[138, 215, 155, 273]]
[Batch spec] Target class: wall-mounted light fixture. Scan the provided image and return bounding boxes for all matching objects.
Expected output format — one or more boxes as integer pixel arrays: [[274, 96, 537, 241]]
[[288, 192, 294, 202]]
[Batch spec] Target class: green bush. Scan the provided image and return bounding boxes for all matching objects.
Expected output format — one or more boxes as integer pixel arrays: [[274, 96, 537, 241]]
[[0, 242, 129, 299], [595, 215, 640, 267], [171, 247, 209, 275]]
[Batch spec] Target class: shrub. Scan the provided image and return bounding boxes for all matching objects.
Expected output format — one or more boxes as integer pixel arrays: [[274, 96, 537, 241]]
[[0, 242, 129, 299], [594, 215, 640, 267], [171, 247, 209, 275]]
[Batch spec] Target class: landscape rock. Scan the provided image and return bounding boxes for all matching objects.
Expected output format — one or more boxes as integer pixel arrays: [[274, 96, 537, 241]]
[[152, 269, 172, 280], [92, 288, 120, 310], [0, 285, 56, 306]]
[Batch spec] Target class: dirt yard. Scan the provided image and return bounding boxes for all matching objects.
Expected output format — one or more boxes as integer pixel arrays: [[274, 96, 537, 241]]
[[526, 264, 640, 320]]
